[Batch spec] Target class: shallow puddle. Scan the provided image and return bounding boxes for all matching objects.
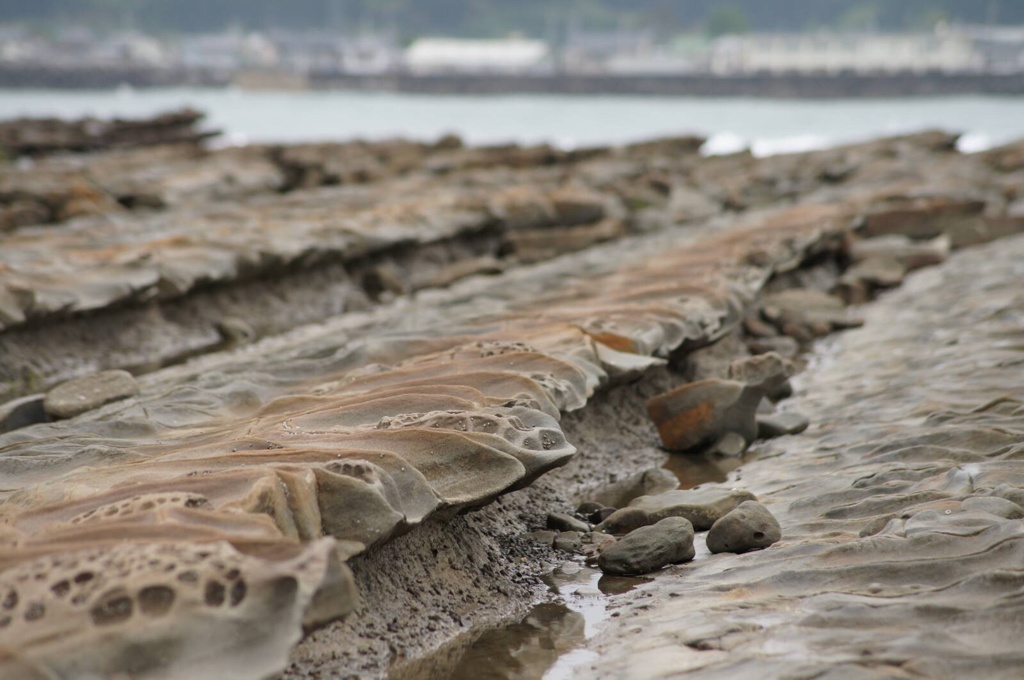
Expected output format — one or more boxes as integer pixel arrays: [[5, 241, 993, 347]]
[[391, 564, 648, 679], [662, 448, 759, 489], [392, 429, 763, 678]]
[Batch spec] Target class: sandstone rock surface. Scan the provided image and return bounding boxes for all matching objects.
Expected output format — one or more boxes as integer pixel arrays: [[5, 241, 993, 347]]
[[2, 120, 1024, 679], [647, 379, 762, 453], [42, 369, 139, 419]]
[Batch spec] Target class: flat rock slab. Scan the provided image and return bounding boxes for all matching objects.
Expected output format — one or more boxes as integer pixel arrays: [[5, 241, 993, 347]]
[[43, 369, 139, 419], [599, 487, 758, 533]]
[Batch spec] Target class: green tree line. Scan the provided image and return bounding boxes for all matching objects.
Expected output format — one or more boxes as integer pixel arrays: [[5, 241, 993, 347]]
[[0, 0, 1019, 37]]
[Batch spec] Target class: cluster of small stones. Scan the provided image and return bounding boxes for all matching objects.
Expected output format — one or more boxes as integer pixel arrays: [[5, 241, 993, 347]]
[[0, 112, 1023, 678]]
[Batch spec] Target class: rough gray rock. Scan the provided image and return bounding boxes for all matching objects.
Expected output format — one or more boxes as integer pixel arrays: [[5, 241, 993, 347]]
[[42, 369, 139, 419], [597, 517, 695, 576], [706, 501, 782, 554], [728, 352, 794, 393], [598, 487, 757, 534], [588, 467, 680, 509]]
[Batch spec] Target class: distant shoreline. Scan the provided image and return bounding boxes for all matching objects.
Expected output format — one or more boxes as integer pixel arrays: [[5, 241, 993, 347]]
[[2, 65, 1023, 98]]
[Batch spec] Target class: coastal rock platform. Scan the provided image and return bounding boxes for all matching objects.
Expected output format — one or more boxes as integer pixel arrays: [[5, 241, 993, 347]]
[[1, 118, 1023, 678]]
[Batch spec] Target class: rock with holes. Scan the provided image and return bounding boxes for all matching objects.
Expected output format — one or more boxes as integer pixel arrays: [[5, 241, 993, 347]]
[[43, 370, 139, 420], [0, 538, 357, 680], [597, 517, 695, 576], [646, 379, 762, 453], [706, 501, 782, 554]]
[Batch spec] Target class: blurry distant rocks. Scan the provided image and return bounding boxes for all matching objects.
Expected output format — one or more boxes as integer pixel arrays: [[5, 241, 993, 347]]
[[0, 107, 219, 158], [1, 112, 1023, 408]]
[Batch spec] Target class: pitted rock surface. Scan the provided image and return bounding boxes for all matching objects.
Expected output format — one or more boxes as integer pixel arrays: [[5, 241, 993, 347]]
[[565, 233, 1024, 680], [1, 126, 1024, 678], [0, 180, 850, 678]]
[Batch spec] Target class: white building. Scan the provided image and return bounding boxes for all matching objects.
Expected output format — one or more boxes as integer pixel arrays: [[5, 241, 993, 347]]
[[958, 25, 1024, 73], [711, 32, 980, 75], [404, 37, 549, 74]]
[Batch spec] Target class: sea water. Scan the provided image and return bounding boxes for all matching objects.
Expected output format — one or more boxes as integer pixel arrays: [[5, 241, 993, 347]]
[[1, 87, 1023, 155]]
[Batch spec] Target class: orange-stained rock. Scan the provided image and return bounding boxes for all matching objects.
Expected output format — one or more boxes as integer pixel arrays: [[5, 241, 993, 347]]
[[646, 378, 762, 453]]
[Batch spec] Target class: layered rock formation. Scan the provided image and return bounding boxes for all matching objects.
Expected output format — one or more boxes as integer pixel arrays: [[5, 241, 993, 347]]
[[1, 115, 1023, 678], [0, 108, 217, 158]]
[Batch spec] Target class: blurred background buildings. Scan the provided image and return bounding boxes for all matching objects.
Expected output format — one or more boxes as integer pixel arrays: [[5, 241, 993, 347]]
[[0, 1, 1022, 91]]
